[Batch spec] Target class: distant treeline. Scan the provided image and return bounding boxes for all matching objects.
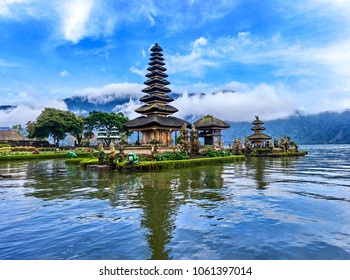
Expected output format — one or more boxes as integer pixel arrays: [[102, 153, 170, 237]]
[[222, 110, 350, 145]]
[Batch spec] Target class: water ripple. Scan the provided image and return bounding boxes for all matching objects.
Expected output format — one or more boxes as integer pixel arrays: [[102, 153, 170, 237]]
[[1, 145, 350, 259]]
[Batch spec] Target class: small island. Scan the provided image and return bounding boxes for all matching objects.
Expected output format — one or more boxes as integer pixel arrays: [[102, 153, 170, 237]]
[[0, 43, 307, 172], [242, 116, 307, 157]]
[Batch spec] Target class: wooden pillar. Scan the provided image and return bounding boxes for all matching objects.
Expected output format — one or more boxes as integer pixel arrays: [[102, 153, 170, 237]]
[[142, 131, 147, 144], [168, 131, 171, 145]]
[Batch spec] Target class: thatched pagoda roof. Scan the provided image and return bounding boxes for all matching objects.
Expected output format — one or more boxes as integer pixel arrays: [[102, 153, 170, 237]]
[[139, 94, 174, 103], [247, 133, 271, 141], [247, 116, 271, 141], [146, 65, 167, 72], [148, 60, 165, 66], [150, 43, 163, 52], [146, 72, 168, 78], [0, 130, 29, 141], [125, 115, 190, 130], [135, 103, 178, 115], [142, 85, 171, 93], [144, 78, 170, 86], [193, 115, 230, 130]]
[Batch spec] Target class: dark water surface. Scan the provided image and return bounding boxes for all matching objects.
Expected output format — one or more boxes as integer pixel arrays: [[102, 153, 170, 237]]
[[1, 145, 349, 260]]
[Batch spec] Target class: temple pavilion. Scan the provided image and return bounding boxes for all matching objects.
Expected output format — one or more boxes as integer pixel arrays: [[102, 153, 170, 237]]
[[247, 116, 271, 147], [124, 43, 189, 145], [193, 115, 230, 146]]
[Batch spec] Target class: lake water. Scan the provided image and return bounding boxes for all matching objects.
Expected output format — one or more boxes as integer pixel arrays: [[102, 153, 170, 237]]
[[1, 145, 350, 260]]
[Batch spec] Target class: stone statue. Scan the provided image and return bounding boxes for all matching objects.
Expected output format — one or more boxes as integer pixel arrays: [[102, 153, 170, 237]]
[[109, 140, 116, 164], [178, 123, 189, 154], [97, 141, 105, 165], [267, 140, 273, 151], [232, 138, 237, 154], [237, 137, 243, 154], [245, 137, 252, 154], [190, 124, 200, 155]]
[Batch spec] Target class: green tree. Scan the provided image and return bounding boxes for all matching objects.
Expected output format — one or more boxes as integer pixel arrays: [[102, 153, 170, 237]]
[[83, 111, 130, 144], [69, 116, 84, 146], [27, 108, 84, 147], [12, 124, 23, 133]]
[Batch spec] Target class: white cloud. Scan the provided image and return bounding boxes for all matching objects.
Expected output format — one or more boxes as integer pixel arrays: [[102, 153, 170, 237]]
[[167, 29, 350, 114], [0, 0, 241, 44], [192, 37, 208, 48], [0, 98, 68, 127], [73, 83, 144, 105], [291, 0, 350, 16], [167, 37, 218, 77], [81, 80, 297, 123], [59, 70, 70, 77], [237, 32, 252, 45], [172, 84, 296, 122], [0, 58, 19, 67], [154, 0, 241, 34], [113, 98, 142, 119], [0, 0, 118, 43], [0, 0, 33, 17], [130, 66, 147, 78], [58, 0, 94, 43]]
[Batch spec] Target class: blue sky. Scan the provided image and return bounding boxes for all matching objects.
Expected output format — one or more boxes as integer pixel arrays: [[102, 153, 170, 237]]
[[1, 0, 350, 126]]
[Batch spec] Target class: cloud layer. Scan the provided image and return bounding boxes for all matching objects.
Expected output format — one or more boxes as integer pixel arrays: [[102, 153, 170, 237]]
[[0, 99, 67, 127], [1, 0, 350, 128], [72, 83, 144, 104]]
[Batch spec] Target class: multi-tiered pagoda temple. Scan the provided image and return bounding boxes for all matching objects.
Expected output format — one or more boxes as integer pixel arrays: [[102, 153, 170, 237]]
[[125, 43, 189, 145], [247, 116, 271, 147]]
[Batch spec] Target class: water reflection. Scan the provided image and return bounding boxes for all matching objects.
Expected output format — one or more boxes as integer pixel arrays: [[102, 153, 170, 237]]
[[1, 147, 350, 260], [125, 167, 226, 259], [248, 158, 268, 190], [245, 157, 299, 190], [19, 162, 226, 260]]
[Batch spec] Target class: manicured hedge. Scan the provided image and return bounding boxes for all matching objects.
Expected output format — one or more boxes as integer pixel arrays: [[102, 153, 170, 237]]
[[117, 155, 245, 172], [248, 151, 308, 157], [64, 158, 84, 164], [79, 158, 99, 167], [0, 152, 96, 161]]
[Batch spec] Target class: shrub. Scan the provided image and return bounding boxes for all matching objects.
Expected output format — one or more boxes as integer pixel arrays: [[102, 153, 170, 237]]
[[0, 151, 98, 161], [154, 151, 189, 161], [206, 148, 232, 157]]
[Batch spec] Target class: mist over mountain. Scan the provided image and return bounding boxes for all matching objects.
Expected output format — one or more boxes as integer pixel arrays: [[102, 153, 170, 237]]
[[0, 105, 16, 111], [221, 110, 350, 145], [63, 93, 182, 116], [2, 92, 349, 144], [63, 95, 131, 115], [63, 93, 350, 144]]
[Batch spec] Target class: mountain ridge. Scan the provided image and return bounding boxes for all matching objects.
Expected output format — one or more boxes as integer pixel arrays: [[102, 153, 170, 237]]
[[64, 93, 350, 144], [2, 94, 350, 144]]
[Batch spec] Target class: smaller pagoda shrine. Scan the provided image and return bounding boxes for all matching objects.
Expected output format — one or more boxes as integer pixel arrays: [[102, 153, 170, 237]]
[[193, 115, 230, 146], [247, 116, 271, 148]]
